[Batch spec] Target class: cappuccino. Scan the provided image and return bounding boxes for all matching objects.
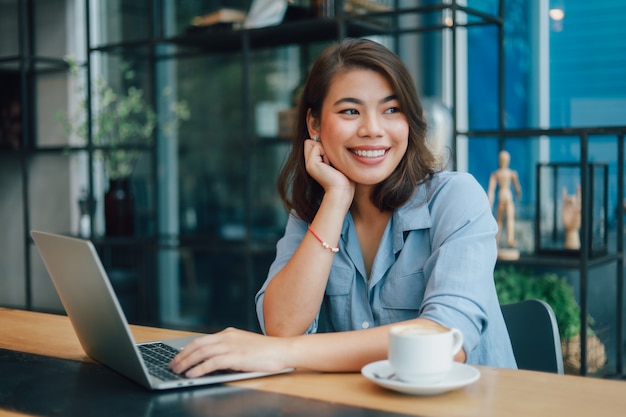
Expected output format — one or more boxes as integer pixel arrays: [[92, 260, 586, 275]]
[[388, 324, 463, 384]]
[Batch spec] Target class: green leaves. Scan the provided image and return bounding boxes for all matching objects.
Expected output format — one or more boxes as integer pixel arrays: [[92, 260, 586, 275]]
[[60, 59, 190, 179], [89, 77, 155, 179], [494, 266, 583, 340]]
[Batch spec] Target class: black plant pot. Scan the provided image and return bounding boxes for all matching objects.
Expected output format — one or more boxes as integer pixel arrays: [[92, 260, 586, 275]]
[[104, 177, 135, 236]]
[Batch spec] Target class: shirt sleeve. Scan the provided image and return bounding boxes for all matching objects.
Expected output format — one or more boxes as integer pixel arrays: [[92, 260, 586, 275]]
[[417, 172, 499, 357]]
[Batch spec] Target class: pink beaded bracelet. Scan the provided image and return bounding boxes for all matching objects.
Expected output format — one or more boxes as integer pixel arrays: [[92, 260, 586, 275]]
[[307, 225, 339, 253]]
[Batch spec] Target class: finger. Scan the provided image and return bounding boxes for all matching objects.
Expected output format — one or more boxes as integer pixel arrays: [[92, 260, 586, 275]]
[[304, 148, 323, 174], [173, 343, 230, 376], [184, 354, 240, 378], [169, 336, 223, 374], [304, 139, 322, 157], [168, 337, 201, 368], [168, 348, 198, 374]]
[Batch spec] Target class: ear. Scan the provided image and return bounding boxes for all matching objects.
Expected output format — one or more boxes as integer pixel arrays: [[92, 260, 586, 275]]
[[306, 109, 320, 139]]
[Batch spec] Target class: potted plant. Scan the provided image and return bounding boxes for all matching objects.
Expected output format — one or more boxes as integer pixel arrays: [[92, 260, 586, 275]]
[[494, 266, 607, 375], [60, 59, 190, 235]]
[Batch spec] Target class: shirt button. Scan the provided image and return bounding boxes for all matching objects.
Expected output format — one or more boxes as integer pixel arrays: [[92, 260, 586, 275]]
[[362, 321, 370, 329]]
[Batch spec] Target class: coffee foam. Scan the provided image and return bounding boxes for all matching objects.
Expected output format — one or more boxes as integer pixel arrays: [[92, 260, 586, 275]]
[[391, 325, 446, 336]]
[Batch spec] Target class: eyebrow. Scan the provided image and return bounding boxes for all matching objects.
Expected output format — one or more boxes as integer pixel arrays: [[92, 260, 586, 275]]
[[333, 94, 398, 107]]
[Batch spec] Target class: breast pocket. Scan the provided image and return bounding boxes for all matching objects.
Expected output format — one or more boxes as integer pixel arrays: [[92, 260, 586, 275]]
[[379, 272, 426, 324], [322, 267, 354, 331]]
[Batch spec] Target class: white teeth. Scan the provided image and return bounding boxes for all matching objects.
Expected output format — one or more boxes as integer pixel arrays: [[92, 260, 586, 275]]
[[352, 149, 386, 158]]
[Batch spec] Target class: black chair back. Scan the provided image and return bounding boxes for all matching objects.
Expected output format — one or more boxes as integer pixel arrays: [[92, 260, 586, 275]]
[[501, 299, 564, 374]]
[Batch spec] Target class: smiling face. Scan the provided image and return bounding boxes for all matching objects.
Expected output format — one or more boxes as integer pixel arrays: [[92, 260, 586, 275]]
[[280, 38, 432, 223], [307, 69, 409, 190]]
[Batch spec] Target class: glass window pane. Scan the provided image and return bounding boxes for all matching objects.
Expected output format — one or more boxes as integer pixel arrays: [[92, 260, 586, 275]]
[[0, 1, 19, 57], [251, 143, 290, 241], [91, 0, 153, 47], [34, 0, 74, 57], [0, 154, 26, 308], [36, 70, 71, 148], [28, 153, 84, 234], [549, 2, 626, 127], [158, 247, 257, 331], [177, 52, 245, 237]]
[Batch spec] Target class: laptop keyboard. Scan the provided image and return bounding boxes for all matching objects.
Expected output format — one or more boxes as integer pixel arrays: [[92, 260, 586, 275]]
[[139, 342, 187, 381], [138, 342, 239, 381]]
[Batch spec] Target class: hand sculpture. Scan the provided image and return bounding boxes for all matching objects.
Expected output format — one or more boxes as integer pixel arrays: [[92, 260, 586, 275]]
[[562, 185, 581, 250]]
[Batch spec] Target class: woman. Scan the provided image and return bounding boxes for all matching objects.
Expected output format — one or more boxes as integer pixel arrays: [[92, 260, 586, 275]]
[[170, 38, 516, 377]]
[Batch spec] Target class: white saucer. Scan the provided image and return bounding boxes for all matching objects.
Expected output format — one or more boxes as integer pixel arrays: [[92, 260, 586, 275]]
[[361, 360, 480, 396]]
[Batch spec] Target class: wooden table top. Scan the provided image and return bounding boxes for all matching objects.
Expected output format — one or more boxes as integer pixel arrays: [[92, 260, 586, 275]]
[[1, 308, 625, 417]]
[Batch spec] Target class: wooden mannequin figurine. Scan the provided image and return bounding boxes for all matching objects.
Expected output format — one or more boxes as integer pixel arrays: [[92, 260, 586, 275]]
[[562, 185, 581, 250], [487, 150, 522, 253]]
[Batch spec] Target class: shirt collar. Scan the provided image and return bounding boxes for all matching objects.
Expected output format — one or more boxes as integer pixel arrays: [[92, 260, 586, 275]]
[[339, 182, 433, 256], [391, 184, 432, 253]]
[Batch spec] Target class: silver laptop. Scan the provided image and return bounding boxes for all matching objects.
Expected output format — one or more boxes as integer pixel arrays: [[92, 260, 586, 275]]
[[31, 230, 291, 390]]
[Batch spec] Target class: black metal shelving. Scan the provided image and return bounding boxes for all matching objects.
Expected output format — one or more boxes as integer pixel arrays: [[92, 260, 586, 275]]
[[477, 126, 625, 377]]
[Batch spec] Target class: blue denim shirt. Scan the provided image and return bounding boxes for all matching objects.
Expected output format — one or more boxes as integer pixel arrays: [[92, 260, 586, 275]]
[[256, 171, 517, 369]]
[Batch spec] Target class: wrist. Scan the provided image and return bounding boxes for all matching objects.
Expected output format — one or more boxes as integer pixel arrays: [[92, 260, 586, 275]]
[[322, 187, 353, 213], [281, 336, 300, 370]]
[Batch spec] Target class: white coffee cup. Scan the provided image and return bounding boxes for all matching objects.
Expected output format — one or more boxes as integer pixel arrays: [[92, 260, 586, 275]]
[[388, 323, 463, 385]]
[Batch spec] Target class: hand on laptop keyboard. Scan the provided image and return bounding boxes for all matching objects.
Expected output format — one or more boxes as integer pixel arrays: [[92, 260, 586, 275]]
[[139, 342, 237, 381]]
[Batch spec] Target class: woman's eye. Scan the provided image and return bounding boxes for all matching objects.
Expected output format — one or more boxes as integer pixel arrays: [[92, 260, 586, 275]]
[[384, 107, 402, 114], [339, 109, 359, 115]]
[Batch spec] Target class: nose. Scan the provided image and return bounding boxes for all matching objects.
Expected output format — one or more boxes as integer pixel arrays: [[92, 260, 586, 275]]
[[357, 112, 384, 138]]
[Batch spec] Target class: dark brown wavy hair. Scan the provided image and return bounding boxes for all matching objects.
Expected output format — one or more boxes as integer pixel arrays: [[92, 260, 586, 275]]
[[277, 38, 437, 223]]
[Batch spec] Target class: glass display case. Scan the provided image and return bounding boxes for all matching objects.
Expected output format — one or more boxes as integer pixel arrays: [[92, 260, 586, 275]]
[[535, 162, 608, 257]]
